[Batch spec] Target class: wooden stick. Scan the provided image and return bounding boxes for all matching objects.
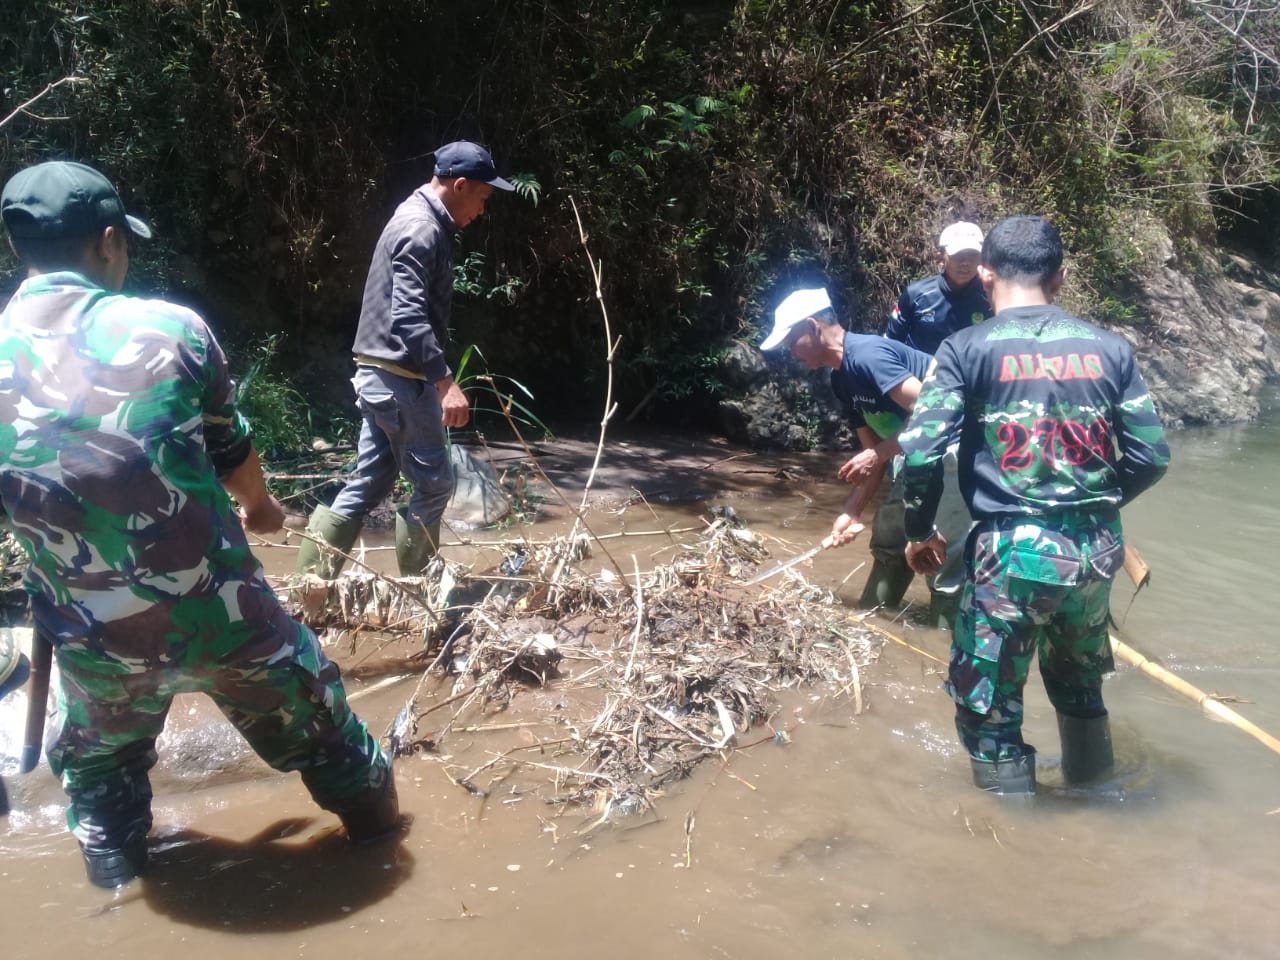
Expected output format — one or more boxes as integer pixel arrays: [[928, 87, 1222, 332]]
[[1122, 544, 1151, 590], [0, 76, 84, 130], [855, 547, 1280, 759], [1109, 634, 1280, 757]]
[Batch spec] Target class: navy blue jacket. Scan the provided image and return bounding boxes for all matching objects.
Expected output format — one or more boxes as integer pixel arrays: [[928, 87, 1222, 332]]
[[886, 273, 992, 356]]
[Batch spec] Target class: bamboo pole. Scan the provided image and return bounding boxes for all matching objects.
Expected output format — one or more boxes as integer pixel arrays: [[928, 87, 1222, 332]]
[[855, 605, 1280, 759], [1108, 634, 1280, 758]]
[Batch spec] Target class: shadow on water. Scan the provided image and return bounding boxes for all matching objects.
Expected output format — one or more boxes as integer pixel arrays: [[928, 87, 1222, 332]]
[[139, 817, 415, 932]]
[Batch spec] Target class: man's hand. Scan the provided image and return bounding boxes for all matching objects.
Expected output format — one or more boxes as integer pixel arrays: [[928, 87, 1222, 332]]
[[222, 447, 286, 535], [837, 448, 880, 485], [438, 378, 470, 428], [239, 495, 287, 535], [829, 513, 866, 547], [905, 532, 947, 575]]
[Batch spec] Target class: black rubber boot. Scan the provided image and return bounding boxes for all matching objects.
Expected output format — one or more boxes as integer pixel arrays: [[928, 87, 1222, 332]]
[[81, 833, 148, 889], [338, 773, 402, 846], [857, 557, 915, 608], [1057, 711, 1114, 784], [970, 748, 1037, 796]]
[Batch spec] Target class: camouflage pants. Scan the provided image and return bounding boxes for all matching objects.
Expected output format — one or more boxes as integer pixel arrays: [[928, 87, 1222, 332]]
[[46, 600, 388, 851], [945, 513, 1125, 762]]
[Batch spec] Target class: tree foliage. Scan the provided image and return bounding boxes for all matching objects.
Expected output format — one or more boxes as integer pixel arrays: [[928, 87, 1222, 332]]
[[1, 0, 1277, 430]]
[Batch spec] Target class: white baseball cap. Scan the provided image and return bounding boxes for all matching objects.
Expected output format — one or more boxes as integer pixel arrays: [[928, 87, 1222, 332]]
[[760, 287, 832, 351], [938, 221, 984, 256]]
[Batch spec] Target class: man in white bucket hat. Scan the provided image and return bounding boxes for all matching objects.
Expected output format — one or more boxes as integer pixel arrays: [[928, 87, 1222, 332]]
[[759, 288, 970, 618]]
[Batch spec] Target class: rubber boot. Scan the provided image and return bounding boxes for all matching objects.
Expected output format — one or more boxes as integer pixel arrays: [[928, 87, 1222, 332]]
[[81, 832, 148, 889], [1057, 711, 1114, 784], [395, 511, 439, 577], [338, 773, 402, 846], [857, 557, 915, 609], [295, 505, 363, 578], [970, 748, 1037, 796], [928, 591, 961, 631], [0, 627, 28, 699]]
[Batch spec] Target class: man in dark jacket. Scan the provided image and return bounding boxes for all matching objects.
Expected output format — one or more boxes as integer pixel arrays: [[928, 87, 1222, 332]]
[[297, 141, 514, 578], [885, 221, 993, 355], [898, 215, 1170, 796], [864, 222, 995, 618]]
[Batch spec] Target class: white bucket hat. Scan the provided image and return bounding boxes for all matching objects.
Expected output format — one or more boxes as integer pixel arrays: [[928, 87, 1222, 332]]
[[760, 287, 832, 351]]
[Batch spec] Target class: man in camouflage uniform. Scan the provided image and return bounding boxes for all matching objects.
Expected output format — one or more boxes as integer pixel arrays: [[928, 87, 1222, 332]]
[[0, 161, 398, 888], [898, 215, 1170, 795]]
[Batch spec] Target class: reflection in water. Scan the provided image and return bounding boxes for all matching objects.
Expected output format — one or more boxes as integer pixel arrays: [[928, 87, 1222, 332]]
[[143, 818, 414, 932]]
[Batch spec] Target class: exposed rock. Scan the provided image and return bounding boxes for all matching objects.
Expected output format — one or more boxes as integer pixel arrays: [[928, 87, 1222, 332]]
[[718, 340, 769, 390], [1132, 256, 1278, 426], [716, 361, 855, 452]]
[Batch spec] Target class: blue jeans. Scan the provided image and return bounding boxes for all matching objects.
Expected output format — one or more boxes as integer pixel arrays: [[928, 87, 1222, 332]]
[[329, 366, 454, 528]]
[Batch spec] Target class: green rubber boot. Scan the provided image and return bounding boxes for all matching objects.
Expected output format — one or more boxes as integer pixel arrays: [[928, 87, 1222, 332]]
[[928, 591, 961, 631], [395, 510, 440, 577], [295, 505, 363, 579], [1057, 711, 1114, 784], [970, 748, 1037, 796], [857, 557, 915, 609]]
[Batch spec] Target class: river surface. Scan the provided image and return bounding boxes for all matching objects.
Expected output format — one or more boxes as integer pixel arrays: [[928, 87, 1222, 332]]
[[1, 394, 1277, 959]]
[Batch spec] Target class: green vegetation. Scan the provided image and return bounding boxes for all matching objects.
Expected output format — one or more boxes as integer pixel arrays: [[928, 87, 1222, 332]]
[[233, 335, 314, 457], [1, 1, 1277, 434]]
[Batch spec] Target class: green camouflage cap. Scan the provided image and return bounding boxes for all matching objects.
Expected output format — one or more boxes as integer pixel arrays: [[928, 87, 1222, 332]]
[[1, 160, 152, 240]]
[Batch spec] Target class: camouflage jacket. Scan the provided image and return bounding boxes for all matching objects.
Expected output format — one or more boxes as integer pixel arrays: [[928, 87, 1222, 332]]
[[899, 305, 1170, 539], [0, 272, 262, 653]]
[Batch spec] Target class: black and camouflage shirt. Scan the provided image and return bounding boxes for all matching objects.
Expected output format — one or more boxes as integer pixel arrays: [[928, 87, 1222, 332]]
[[899, 304, 1170, 539]]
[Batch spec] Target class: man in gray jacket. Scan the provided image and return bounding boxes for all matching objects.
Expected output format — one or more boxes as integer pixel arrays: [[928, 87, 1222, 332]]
[[297, 141, 514, 578]]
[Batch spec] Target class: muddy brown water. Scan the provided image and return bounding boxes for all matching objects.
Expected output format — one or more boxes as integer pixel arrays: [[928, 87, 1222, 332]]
[[1, 418, 1277, 959]]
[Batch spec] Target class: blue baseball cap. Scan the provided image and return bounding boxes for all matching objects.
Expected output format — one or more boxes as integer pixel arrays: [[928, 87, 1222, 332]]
[[433, 141, 515, 192], [2, 161, 152, 240]]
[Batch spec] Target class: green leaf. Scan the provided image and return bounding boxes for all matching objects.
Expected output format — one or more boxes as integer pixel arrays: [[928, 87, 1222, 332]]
[[621, 104, 656, 128]]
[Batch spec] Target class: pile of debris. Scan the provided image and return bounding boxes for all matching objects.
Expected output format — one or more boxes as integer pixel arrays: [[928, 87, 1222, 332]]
[[278, 515, 883, 821]]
